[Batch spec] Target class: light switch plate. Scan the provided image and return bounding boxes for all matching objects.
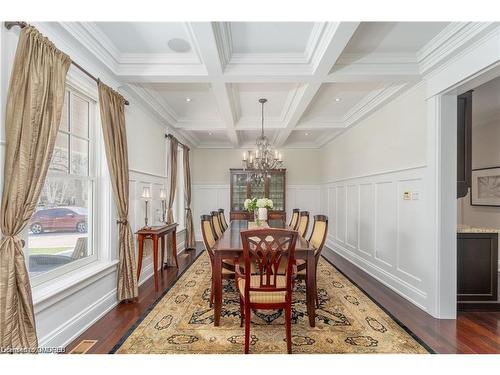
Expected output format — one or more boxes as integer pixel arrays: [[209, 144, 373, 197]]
[[403, 191, 411, 200], [412, 191, 420, 200]]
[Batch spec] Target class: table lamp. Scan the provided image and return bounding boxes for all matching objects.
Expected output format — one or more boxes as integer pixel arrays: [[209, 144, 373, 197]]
[[160, 188, 167, 223], [141, 186, 152, 228]]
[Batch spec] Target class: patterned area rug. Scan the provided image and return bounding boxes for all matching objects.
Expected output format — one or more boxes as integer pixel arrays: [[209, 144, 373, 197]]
[[113, 251, 430, 354]]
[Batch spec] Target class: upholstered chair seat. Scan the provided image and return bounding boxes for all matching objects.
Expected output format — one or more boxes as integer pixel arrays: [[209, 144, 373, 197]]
[[238, 275, 287, 303]]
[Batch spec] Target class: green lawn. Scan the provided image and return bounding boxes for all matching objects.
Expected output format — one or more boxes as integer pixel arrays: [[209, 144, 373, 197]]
[[29, 247, 72, 255]]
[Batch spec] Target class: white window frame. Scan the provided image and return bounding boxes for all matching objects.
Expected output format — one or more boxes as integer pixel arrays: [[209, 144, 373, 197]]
[[28, 79, 104, 288]]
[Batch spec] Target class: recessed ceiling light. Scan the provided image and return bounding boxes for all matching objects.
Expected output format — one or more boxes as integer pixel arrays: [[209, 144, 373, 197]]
[[185, 97, 192, 102], [167, 38, 191, 53], [335, 97, 342, 102], [208, 132, 213, 136], [305, 132, 309, 136]]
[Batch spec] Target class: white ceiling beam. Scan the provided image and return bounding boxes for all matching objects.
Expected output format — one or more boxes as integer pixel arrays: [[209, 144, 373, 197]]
[[274, 22, 360, 147], [188, 22, 239, 147]]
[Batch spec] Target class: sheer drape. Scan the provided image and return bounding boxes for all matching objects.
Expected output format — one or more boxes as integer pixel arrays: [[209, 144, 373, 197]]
[[98, 81, 138, 301], [183, 146, 195, 249], [0, 26, 71, 352], [166, 136, 179, 265]]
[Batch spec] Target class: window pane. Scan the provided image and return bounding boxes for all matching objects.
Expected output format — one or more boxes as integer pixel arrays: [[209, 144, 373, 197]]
[[49, 132, 69, 173], [59, 91, 69, 132], [71, 137, 89, 176], [28, 177, 92, 277], [70, 93, 89, 138]]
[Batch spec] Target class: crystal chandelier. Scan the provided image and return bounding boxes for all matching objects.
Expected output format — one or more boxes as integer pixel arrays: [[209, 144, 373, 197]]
[[242, 98, 284, 184]]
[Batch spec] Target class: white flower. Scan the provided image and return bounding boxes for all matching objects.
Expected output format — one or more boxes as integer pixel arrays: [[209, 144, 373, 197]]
[[266, 198, 273, 209], [256, 198, 267, 208], [244, 198, 251, 209]]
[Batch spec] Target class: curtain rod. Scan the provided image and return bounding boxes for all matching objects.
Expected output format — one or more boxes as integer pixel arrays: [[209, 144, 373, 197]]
[[4, 21, 130, 106], [165, 134, 190, 151]]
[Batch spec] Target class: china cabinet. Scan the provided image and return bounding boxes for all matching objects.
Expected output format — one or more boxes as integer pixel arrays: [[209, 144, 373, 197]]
[[229, 168, 286, 221]]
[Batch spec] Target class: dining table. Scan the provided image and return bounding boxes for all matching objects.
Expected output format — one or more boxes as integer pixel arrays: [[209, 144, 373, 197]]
[[211, 219, 317, 327]]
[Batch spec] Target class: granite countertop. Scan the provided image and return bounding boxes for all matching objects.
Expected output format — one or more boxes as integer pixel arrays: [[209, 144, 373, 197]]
[[457, 224, 500, 234]]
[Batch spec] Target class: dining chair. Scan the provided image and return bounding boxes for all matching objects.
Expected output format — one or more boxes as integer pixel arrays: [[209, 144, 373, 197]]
[[200, 215, 235, 307], [210, 210, 224, 239], [288, 208, 300, 230], [218, 208, 228, 231], [296, 215, 328, 307], [297, 211, 310, 238], [236, 228, 298, 354]]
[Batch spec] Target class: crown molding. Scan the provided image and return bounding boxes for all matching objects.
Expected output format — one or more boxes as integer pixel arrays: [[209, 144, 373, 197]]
[[59, 22, 120, 73], [418, 22, 497, 75], [126, 84, 178, 125]]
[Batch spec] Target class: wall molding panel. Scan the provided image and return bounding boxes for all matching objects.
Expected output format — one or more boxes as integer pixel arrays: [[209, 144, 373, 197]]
[[321, 166, 430, 311]]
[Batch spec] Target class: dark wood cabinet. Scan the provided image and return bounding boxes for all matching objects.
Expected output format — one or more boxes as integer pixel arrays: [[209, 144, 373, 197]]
[[457, 90, 473, 198], [229, 168, 286, 221], [457, 232, 498, 307]]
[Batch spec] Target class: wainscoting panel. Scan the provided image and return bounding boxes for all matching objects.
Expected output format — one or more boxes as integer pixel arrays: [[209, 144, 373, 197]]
[[323, 166, 428, 311], [336, 186, 346, 244], [346, 185, 359, 250], [359, 183, 375, 257], [374, 181, 397, 267], [192, 185, 230, 241]]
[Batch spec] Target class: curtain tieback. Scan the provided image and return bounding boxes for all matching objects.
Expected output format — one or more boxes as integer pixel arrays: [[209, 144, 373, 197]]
[[116, 219, 128, 225], [1, 234, 25, 247]]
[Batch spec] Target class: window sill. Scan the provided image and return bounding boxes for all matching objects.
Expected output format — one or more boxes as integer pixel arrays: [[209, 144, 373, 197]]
[[33, 259, 119, 314]]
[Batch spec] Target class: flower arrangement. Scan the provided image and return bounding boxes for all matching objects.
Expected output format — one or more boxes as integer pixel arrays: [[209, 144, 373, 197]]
[[244, 197, 273, 212]]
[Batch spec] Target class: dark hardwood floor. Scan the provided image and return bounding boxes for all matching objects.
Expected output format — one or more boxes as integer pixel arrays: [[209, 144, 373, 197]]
[[65, 244, 500, 354]]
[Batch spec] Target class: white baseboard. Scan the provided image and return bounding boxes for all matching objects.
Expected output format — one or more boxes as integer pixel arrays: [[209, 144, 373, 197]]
[[324, 240, 428, 312]]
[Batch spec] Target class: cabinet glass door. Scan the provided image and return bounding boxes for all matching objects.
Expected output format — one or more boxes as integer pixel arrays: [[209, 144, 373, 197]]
[[231, 172, 248, 211], [268, 173, 285, 210], [249, 178, 265, 200]]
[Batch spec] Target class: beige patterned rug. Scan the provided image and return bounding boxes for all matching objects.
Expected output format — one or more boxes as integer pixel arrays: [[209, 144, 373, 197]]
[[112, 251, 430, 354]]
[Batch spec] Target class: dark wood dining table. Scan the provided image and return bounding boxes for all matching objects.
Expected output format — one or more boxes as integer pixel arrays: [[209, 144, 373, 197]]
[[211, 219, 317, 327]]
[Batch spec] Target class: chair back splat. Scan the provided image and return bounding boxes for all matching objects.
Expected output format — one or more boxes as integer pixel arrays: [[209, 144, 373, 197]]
[[289, 208, 300, 230], [297, 211, 310, 238], [211, 210, 223, 239], [200, 215, 216, 260], [240, 228, 297, 293], [218, 208, 228, 231]]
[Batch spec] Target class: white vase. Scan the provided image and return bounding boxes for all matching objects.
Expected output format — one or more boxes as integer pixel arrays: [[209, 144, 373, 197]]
[[258, 207, 268, 221]]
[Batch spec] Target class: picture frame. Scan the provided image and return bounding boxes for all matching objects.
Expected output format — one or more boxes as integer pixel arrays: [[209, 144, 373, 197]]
[[471, 166, 500, 207]]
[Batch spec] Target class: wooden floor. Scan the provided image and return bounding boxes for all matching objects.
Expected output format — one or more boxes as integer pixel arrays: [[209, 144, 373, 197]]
[[65, 244, 500, 354]]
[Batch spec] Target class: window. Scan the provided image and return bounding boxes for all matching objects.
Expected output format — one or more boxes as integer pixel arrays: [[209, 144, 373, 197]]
[[28, 87, 97, 282], [173, 146, 185, 230]]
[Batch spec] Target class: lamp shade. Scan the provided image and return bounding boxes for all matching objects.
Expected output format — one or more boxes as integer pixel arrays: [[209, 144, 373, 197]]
[[159, 188, 167, 200], [141, 186, 152, 200]]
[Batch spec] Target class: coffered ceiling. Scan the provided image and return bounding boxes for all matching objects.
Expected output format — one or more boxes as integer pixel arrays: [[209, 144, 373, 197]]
[[59, 21, 490, 148]]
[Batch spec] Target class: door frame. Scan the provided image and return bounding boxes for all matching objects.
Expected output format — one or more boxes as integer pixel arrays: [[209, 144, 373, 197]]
[[425, 28, 500, 318]]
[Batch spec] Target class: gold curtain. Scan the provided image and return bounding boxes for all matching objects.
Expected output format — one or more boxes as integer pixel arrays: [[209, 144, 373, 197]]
[[166, 136, 179, 265], [183, 146, 195, 249], [0, 26, 71, 352], [97, 81, 138, 301]]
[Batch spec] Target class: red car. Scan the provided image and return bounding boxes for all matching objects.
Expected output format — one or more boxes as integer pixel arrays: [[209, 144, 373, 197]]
[[30, 207, 88, 234]]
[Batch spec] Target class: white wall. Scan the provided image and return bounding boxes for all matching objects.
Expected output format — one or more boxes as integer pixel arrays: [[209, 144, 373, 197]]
[[0, 24, 182, 349], [319, 83, 433, 313], [191, 148, 321, 240]]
